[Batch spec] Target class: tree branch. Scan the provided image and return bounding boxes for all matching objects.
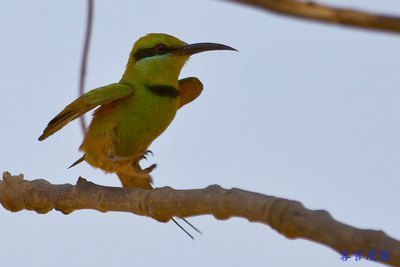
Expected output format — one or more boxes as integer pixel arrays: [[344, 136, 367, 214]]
[[1, 172, 399, 266], [230, 0, 400, 34]]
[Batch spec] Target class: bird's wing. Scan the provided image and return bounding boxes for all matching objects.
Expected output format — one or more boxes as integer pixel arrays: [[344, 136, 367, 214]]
[[38, 83, 134, 141], [178, 77, 203, 109]]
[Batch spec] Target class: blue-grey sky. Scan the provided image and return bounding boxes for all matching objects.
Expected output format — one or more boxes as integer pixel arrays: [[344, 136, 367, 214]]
[[1, 1, 400, 266]]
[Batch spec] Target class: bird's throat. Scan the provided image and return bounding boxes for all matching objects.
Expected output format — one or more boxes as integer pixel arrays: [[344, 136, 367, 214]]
[[120, 54, 187, 87]]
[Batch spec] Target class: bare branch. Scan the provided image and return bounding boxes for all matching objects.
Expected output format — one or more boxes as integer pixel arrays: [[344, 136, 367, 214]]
[[78, 0, 94, 134], [230, 0, 400, 34], [1, 172, 399, 266]]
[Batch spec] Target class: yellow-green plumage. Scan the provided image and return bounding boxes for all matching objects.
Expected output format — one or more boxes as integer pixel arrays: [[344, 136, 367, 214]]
[[39, 33, 235, 190]]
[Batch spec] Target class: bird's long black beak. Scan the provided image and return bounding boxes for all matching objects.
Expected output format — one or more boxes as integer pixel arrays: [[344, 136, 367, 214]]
[[174, 42, 237, 56]]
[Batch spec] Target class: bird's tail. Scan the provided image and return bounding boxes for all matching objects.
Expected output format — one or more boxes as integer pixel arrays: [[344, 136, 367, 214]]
[[68, 155, 86, 169], [117, 169, 202, 239]]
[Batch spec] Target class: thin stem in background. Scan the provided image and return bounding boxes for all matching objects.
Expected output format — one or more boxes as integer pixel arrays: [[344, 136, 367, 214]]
[[79, 0, 94, 135]]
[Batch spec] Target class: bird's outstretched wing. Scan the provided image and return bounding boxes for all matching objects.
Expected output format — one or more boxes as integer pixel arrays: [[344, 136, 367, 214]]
[[178, 77, 203, 109], [38, 83, 134, 141]]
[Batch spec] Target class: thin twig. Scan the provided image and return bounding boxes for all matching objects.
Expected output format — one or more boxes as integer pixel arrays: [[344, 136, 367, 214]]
[[78, 0, 94, 134]]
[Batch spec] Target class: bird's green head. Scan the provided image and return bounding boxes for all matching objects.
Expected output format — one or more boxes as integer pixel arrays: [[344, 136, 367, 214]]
[[121, 33, 236, 86]]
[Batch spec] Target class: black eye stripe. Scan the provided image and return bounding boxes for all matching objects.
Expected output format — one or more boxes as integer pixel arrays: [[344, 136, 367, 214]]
[[133, 45, 173, 61]]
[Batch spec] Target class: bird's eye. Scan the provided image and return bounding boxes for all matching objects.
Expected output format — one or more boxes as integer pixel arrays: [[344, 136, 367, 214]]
[[154, 43, 166, 52]]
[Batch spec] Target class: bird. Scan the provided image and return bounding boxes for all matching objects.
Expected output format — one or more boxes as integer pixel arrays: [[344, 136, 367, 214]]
[[39, 33, 235, 195], [39, 33, 235, 189]]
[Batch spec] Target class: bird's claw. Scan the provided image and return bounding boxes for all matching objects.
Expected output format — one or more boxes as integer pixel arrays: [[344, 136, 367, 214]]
[[132, 161, 157, 175], [143, 163, 157, 174], [142, 150, 153, 160]]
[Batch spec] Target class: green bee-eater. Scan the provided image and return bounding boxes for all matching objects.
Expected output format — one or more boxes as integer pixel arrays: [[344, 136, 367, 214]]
[[39, 33, 236, 190]]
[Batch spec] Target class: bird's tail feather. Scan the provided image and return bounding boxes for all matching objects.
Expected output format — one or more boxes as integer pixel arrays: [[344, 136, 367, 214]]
[[117, 171, 201, 239], [68, 155, 86, 169]]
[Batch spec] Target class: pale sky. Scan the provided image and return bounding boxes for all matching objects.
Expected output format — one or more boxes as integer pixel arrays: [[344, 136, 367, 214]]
[[1, 1, 400, 266]]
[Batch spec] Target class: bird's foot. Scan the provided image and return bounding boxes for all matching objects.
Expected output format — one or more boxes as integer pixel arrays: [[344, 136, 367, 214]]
[[132, 161, 157, 175], [106, 147, 157, 177], [143, 163, 157, 173]]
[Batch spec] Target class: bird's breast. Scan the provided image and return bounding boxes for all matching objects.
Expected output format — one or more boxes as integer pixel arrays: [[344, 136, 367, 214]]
[[80, 84, 180, 172], [109, 86, 180, 156]]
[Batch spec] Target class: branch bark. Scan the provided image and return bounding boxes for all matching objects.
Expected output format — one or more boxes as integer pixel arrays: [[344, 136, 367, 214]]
[[230, 0, 400, 34], [1, 172, 399, 266]]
